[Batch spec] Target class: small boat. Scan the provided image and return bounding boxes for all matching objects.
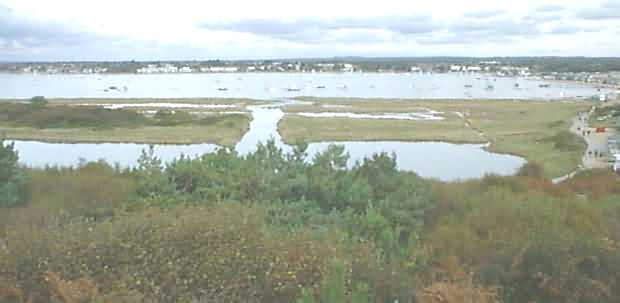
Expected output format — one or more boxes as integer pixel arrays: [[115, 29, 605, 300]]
[[314, 85, 326, 89], [286, 85, 301, 92], [539, 84, 551, 88], [464, 84, 473, 88], [514, 83, 520, 88], [108, 86, 118, 90], [217, 87, 228, 91], [336, 84, 347, 89], [485, 84, 494, 90]]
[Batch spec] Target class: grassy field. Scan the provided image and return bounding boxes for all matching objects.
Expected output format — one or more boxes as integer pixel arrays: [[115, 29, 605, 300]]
[[280, 115, 485, 143], [0, 118, 249, 146], [281, 98, 592, 178], [0, 99, 252, 146]]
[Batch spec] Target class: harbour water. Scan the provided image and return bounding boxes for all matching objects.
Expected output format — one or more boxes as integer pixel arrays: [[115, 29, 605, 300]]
[[0, 72, 603, 100]]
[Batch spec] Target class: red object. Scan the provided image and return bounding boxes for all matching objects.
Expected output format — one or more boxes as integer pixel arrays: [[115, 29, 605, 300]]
[[596, 127, 606, 133]]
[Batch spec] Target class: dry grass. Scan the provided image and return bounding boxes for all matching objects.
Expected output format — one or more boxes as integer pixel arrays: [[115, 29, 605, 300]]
[[279, 115, 484, 144], [0, 114, 250, 146]]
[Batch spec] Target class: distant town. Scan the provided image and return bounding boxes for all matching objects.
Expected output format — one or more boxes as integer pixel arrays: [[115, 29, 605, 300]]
[[2, 57, 620, 88]]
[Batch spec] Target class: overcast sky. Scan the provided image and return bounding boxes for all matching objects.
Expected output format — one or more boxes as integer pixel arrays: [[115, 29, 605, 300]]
[[1, 0, 619, 61]]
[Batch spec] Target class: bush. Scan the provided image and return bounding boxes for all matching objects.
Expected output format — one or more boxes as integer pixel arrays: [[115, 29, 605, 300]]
[[0, 140, 26, 208], [28, 96, 47, 110], [1, 205, 340, 302], [427, 188, 607, 265], [546, 130, 586, 152], [489, 243, 620, 303], [516, 162, 544, 178]]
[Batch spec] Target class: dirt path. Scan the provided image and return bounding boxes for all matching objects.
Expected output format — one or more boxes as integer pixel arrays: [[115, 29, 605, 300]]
[[455, 111, 487, 140]]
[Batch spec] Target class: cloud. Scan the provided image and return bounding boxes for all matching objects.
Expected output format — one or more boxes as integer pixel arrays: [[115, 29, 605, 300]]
[[199, 15, 439, 43], [463, 10, 506, 19], [576, 1, 620, 20], [203, 8, 587, 48], [549, 24, 585, 34], [524, 13, 564, 23], [536, 5, 565, 13], [450, 18, 542, 37], [421, 12, 585, 46], [0, 4, 98, 49], [2, 1, 620, 60]]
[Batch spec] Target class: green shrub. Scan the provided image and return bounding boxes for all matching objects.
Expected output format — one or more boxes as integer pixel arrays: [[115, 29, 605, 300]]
[[516, 162, 544, 178], [28, 96, 47, 110], [0, 140, 26, 208], [545, 130, 586, 152]]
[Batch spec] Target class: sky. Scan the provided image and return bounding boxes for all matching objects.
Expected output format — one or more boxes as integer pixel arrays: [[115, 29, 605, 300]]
[[0, 0, 619, 61]]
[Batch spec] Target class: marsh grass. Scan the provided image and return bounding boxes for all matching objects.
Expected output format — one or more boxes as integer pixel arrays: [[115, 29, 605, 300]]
[[281, 98, 592, 178], [0, 103, 250, 145]]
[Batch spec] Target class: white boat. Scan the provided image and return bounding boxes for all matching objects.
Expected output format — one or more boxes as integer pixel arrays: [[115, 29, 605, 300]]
[[336, 84, 347, 89]]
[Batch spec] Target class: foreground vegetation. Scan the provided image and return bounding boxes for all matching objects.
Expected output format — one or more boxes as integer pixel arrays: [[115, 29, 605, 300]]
[[0, 98, 250, 145], [1, 139, 620, 303], [281, 98, 591, 178]]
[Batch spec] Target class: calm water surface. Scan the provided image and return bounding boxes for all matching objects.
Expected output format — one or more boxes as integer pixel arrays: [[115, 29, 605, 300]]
[[9, 139, 524, 181], [0, 72, 603, 99]]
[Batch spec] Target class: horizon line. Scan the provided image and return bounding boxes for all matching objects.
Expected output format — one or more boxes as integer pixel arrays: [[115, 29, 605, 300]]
[[2, 56, 620, 64]]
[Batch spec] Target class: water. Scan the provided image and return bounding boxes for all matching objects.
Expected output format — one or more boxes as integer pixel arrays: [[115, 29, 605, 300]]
[[7, 101, 526, 181], [0, 72, 602, 100], [305, 142, 525, 180], [235, 104, 292, 155], [9, 139, 524, 181], [10, 141, 220, 168], [3, 72, 572, 180]]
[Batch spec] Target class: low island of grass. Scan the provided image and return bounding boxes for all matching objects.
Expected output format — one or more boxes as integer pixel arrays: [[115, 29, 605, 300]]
[[280, 98, 592, 178], [0, 97, 251, 146]]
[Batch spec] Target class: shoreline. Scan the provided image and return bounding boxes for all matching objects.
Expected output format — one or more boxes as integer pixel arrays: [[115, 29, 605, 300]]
[[544, 79, 619, 91]]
